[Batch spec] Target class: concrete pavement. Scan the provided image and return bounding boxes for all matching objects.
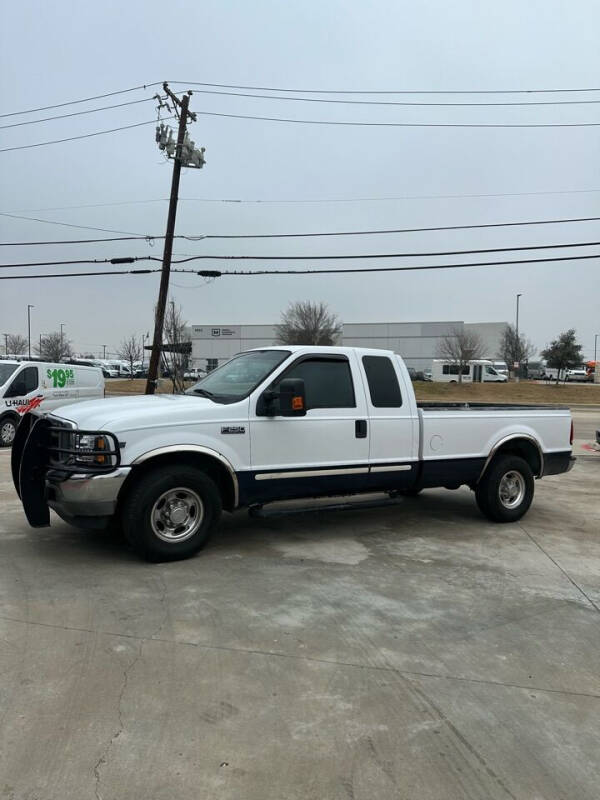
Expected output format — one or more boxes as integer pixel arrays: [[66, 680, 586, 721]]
[[0, 446, 599, 799]]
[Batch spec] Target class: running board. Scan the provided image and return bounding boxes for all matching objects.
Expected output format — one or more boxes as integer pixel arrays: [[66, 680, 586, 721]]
[[248, 493, 411, 519]]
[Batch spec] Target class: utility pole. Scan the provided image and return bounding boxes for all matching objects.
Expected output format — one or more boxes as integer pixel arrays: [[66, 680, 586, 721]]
[[27, 304, 34, 359], [3, 334, 8, 355], [145, 85, 197, 395], [514, 293, 522, 382], [103, 344, 107, 359], [60, 323, 65, 358]]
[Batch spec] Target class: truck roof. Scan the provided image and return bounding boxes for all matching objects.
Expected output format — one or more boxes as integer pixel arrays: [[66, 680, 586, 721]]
[[248, 345, 398, 358]]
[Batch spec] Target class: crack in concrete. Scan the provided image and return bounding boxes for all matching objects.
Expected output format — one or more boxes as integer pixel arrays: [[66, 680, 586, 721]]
[[518, 522, 600, 614], [2, 612, 599, 702], [92, 640, 143, 800]]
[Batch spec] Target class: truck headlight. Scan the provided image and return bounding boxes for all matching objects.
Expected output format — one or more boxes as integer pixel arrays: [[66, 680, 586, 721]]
[[74, 433, 110, 465]]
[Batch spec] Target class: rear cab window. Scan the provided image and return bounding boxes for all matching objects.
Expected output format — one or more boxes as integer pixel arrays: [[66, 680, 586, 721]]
[[362, 356, 403, 407]]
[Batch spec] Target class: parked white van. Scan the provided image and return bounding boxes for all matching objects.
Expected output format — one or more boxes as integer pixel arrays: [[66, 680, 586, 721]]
[[431, 359, 509, 383], [0, 361, 104, 446]]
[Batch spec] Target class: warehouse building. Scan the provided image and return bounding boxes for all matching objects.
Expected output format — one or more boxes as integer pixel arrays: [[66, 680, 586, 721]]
[[186, 320, 508, 373]]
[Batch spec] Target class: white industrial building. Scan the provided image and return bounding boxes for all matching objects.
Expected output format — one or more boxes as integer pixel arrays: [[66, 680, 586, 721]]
[[186, 320, 508, 373]]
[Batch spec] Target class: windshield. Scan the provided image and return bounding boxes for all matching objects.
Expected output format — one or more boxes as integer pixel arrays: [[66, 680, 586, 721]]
[[0, 364, 18, 387], [185, 350, 290, 403]]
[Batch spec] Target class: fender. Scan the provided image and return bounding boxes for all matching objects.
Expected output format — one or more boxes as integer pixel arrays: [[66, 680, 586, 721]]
[[478, 433, 544, 482], [131, 444, 239, 507]]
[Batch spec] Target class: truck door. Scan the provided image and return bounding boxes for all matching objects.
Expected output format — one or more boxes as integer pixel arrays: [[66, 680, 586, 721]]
[[473, 363, 483, 383], [358, 354, 418, 490], [248, 352, 370, 502]]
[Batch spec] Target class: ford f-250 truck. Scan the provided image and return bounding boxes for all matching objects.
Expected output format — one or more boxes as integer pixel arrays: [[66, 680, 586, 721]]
[[12, 346, 575, 561]]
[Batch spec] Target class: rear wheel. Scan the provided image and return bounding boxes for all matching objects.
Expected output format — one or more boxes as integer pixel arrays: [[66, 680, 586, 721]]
[[121, 466, 222, 561], [475, 455, 534, 522], [0, 416, 17, 447]]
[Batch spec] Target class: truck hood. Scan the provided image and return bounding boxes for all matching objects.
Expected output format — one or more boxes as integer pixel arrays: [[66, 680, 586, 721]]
[[50, 393, 215, 431]]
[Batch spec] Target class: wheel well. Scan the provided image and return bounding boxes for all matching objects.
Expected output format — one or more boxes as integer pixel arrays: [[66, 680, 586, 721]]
[[0, 411, 19, 424], [489, 438, 542, 478], [117, 452, 237, 512]]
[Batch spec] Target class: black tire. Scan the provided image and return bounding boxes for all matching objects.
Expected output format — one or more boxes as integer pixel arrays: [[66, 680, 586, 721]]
[[475, 455, 534, 523], [121, 466, 222, 562], [0, 415, 18, 448]]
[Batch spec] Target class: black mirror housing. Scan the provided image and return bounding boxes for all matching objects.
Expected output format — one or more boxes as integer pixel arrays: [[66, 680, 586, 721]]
[[278, 378, 306, 416]]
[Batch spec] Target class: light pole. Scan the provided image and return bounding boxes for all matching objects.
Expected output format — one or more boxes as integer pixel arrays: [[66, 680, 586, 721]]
[[595, 334, 598, 364], [27, 305, 34, 359], [60, 323, 65, 358], [102, 344, 107, 359], [515, 294, 522, 382], [3, 333, 8, 355]]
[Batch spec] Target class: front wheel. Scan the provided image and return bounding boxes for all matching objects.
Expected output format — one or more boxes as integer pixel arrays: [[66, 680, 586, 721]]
[[0, 416, 17, 447], [475, 455, 534, 523], [121, 466, 222, 561]]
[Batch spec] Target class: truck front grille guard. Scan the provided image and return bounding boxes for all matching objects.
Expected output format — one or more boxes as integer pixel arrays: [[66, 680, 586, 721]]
[[45, 423, 121, 475]]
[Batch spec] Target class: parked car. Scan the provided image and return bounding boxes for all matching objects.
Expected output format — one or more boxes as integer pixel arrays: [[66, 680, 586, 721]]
[[1, 360, 104, 447], [565, 368, 591, 383], [423, 369, 432, 381], [13, 346, 574, 561]]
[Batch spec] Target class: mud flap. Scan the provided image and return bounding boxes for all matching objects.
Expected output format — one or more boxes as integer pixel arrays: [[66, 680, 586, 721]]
[[18, 416, 50, 528]]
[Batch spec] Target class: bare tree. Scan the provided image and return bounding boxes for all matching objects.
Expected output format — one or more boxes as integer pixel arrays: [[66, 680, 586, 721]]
[[35, 331, 73, 362], [498, 324, 536, 373], [163, 299, 190, 393], [117, 334, 142, 379], [275, 301, 342, 345], [436, 327, 485, 383], [6, 334, 27, 355]]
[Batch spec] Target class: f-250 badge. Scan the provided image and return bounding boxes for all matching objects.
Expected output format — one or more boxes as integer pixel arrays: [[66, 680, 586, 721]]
[[221, 426, 245, 434]]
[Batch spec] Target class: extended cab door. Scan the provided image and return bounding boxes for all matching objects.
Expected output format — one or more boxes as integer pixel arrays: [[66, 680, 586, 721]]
[[247, 352, 370, 503], [358, 353, 418, 490]]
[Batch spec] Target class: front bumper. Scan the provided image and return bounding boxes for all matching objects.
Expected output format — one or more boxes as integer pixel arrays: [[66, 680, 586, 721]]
[[46, 467, 131, 521]]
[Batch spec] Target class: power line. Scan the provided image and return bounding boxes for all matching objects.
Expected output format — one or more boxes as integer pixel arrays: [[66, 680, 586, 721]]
[[2, 215, 600, 247], [0, 236, 153, 246], [3, 80, 599, 122], [3, 187, 600, 214], [0, 82, 162, 119], [182, 87, 600, 107], [193, 109, 600, 128], [2, 252, 599, 280], [0, 257, 148, 269], [0, 117, 174, 153], [0, 211, 146, 237], [0, 268, 161, 280], [2, 239, 600, 269], [175, 80, 600, 96], [169, 240, 600, 262], [0, 97, 158, 130]]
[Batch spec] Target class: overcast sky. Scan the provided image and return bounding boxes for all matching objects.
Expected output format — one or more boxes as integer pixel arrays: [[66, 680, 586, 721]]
[[1, 0, 599, 359]]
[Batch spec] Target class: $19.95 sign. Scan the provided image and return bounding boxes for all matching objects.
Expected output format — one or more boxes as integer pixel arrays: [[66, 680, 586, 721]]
[[47, 368, 75, 388]]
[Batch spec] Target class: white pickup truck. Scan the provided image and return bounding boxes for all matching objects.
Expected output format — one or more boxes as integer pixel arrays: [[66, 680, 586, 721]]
[[12, 346, 575, 561]]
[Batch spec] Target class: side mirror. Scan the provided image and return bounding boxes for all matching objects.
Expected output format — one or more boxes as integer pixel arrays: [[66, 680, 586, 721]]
[[278, 378, 306, 416], [259, 378, 307, 417]]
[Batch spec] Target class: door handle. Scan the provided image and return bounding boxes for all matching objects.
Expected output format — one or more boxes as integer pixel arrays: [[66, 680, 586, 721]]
[[355, 419, 367, 438]]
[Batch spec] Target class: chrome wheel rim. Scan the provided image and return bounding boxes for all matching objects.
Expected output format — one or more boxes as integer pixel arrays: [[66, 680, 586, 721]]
[[498, 470, 525, 509], [1, 421, 16, 445], [150, 487, 204, 543]]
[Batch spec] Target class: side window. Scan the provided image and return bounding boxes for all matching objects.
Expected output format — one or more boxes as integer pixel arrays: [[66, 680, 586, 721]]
[[442, 364, 449, 375], [22, 367, 39, 393], [280, 358, 355, 409], [4, 367, 38, 398], [362, 356, 403, 407]]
